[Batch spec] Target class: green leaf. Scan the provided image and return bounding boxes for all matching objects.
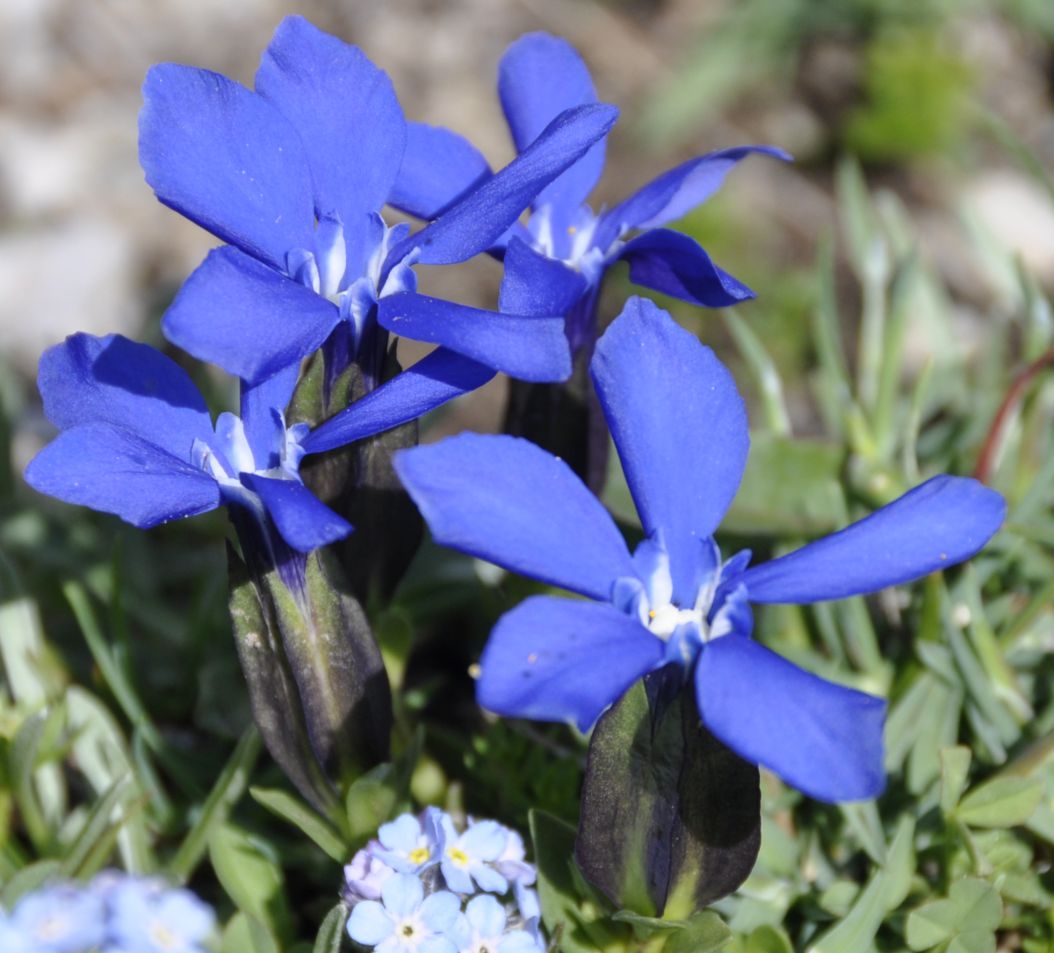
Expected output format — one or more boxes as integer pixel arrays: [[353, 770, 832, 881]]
[[221, 912, 281, 953], [0, 859, 62, 908], [662, 910, 732, 953], [344, 735, 422, 849], [956, 776, 1043, 829], [722, 434, 846, 537], [312, 902, 349, 953], [743, 925, 794, 953], [58, 778, 131, 878], [529, 809, 622, 953], [251, 787, 346, 862], [575, 677, 760, 918], [940, 747, 973, 815], [209, 823, 291, 942], [905, 878, 1001, 952], [169, 727, 261, 882], [807, 816, 914, 953]]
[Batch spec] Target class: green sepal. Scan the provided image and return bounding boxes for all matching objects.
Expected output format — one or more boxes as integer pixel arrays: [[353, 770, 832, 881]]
[[575, 673, 761, 918], [227, 544, 336, 812], [268, 550, 392, 781]]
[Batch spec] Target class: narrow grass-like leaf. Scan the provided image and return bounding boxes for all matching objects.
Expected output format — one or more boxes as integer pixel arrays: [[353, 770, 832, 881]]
[[169, 727, 261, 882], [312, 902, 349, 953], [723, 310, 791, 436], [940, 747, 973, 815], [250, 786, 346, 862], [58, 777, 130, 878]]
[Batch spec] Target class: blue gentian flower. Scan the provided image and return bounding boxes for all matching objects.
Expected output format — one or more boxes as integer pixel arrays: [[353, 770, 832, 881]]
[[394, 297, 1007, 802], [346, 873, 460, 953], [387, 34, 790, 354], [24, 333, 351, 557], [449, 895, 540, 953], [140, 17, 618, 443], [103, 876, 215, 953]]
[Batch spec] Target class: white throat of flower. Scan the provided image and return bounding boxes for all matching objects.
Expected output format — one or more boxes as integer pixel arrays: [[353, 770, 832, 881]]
[[528, 203, 616, 285], [193, 411, 309, 503], [286, 213, 418, 354]]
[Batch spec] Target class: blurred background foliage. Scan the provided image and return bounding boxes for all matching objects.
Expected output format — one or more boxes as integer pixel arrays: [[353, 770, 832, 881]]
[[2, 0, 1054, 949]]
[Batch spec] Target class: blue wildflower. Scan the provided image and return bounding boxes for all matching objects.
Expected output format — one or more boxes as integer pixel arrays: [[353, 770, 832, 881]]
[[449, 895, 541, 953], [387, 34, 789, 355], [373, 809, 444, 875], [140, 16, 618, 445], [436, 816, 509, 895], [24, 333, 350, 557], [345, 843, 397, 903], [346, 873, 460, 953], [5, 882, 105, 952], [394, 297, 1007, 802], [102, 876, 215, 953]]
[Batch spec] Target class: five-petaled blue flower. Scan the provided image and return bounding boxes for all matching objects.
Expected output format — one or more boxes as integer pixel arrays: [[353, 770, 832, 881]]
[[394, 297, 1006, 802], [387, 34, 789, 355], [346, 873, 461, 953], [140, 16, 618, 453], [24, 333, 353, 556]]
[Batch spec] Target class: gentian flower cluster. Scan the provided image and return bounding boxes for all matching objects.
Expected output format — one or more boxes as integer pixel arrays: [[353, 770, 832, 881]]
[[395, 297, 1006, 802], [394, 34, 789, 356], [0, 871, 215, 953], [344, 810, 542, 953], [22, 10, 1009, 930]]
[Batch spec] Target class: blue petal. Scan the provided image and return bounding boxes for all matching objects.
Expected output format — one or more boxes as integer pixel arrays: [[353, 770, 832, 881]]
[[618, 229, 755, 308], [382, 874, 425, 918], [596, 145, 791, 247], [695, 634, 886, 801], [399, 103, 618, 266], [240, 474, 353, 553], [389, 122, 493, 220], [498, 237, 587, 316], [498, 33, 606, 220], [395, 433, 636, 600], [347, 900, 394, 946], [376, 293, 571, 382], [163, 246, 341, 385], [591, 298, 749, 602], [419, 891, 461, 932], [37, 333, 212, 461], [478, 596, 664, 732], [466, 895, 505, 936], [25, 424, 220, 527], [139, 64, 315, 270], [240, 364, 300, 469], [255, 16, 406, 225], [741, 476, 1006, 603], [301, 348, 495, 455]]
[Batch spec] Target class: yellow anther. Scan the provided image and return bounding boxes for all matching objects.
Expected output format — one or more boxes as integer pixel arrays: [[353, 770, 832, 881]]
[[408, 847, 430, 864], [448, 847, 469, 866]]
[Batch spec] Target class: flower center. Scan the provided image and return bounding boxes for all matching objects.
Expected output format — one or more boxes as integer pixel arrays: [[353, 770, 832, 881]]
[[408, 846, 430, 865], [647, 603, 704, 640], [447, 846, 469, 867], [150, 920, 181, 950], [528, 203, 611, 284], [286, 212, 418, 357]]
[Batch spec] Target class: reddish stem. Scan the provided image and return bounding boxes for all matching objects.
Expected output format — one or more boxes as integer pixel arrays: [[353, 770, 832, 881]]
[[974, 346, 1054, 484]]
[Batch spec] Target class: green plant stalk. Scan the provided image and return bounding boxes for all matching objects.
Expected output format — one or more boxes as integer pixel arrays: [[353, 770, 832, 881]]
[[723, 310, 791, 436]]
